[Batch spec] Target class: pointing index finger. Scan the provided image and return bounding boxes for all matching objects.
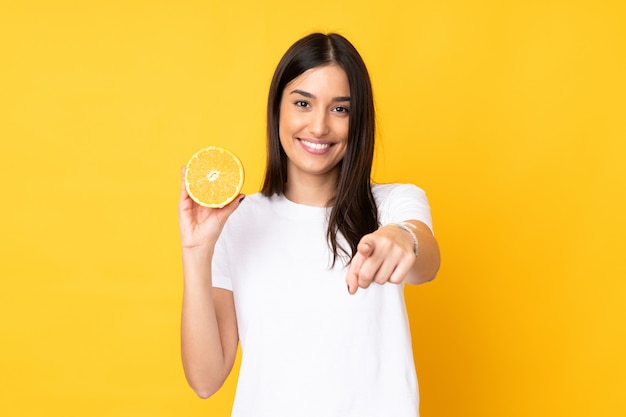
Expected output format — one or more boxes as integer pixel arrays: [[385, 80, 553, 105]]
[[346, 253, 364, 295]]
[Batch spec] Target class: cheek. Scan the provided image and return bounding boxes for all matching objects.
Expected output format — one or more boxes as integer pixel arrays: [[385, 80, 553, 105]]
[[278, 106, 299, 135], [336, 119, 350, 141], [278, 113, 290, 143]]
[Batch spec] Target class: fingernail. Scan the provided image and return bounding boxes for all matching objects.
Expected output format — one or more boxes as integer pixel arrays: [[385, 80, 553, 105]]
[[239, 196, 246, 203]]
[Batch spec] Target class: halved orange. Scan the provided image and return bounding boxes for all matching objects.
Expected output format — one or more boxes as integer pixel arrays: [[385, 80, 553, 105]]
[[184, 146, 245, 208]]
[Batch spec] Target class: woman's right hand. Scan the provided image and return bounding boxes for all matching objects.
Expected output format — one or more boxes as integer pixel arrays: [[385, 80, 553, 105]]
[[178, 166, 245, 251]]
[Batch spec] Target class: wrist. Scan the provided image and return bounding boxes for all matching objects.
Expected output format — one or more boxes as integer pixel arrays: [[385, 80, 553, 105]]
[[182, 246, 215, 286], [182, 245, 215, 260], [385, 222, 419, 256]]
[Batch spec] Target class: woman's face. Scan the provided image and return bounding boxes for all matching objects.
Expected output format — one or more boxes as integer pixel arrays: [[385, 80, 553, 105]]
[[279, 64, 350, 184]]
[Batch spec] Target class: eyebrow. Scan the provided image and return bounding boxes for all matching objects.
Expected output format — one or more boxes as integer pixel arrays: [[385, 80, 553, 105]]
[[290, 89, 351, 102]]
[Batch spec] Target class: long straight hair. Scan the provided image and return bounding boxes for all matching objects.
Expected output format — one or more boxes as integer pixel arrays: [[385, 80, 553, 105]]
[[261, 33, 378, 265]]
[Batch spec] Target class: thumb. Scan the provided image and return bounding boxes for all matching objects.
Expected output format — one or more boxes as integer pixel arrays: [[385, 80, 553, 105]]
[[357, 235, 375, 258]]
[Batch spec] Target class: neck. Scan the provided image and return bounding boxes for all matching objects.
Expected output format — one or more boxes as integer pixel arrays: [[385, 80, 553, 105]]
[[283, 169, 339, 207]]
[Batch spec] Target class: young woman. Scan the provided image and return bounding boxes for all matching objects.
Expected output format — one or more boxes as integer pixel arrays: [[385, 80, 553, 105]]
[[179, 32, 440, 417]]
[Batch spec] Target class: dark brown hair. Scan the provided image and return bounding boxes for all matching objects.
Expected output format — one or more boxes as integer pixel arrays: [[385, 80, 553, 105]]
[[261, 32, 378, 265]]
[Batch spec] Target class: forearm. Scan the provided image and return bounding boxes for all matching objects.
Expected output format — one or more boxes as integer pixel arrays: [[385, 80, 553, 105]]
[[180, 248, 232, 398], [402, 220, 440, 285]]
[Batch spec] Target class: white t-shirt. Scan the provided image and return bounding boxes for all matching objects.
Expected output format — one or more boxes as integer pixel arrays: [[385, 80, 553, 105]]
[[212, 183, 433, 417]]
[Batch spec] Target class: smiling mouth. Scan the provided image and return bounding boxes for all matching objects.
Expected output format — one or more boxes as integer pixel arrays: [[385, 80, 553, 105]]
[[300, 139, 331, 150]]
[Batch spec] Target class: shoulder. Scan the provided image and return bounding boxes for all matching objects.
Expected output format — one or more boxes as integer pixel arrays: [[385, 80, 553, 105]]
[[223, 192, 295, 227], [372, 183, 428, 204], [372, 183, 433, 231], [236, 191, 278, 209], [239, 191, 268, 208], [222, 192, 268, 225]]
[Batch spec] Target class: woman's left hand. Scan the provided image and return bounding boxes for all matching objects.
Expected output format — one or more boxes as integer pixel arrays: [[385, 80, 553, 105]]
[[345, 224, 416, 294]]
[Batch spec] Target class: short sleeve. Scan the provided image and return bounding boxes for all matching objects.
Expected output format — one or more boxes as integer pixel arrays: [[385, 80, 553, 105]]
[[374, 183, 434, 234], [211, 231, 233, 291]]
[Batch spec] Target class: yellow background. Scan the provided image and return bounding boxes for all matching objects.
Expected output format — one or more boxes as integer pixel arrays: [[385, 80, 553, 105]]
[[1, 0, 624, 416]]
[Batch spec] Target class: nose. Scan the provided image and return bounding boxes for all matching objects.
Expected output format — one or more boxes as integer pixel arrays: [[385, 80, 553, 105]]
[[308, 109, 330, 137]]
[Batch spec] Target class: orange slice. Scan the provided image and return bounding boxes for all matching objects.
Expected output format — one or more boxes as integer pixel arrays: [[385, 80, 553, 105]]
[[184, 146, 244, 208]]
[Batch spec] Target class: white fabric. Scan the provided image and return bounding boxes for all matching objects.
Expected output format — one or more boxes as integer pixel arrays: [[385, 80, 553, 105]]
[[212, 183, 433, 417]]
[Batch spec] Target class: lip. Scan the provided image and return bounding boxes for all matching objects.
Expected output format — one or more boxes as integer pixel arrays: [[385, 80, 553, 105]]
[[297, 138, 334, 155]]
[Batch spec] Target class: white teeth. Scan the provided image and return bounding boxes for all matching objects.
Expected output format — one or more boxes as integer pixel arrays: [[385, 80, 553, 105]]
[[301, 140, 330, 150]]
